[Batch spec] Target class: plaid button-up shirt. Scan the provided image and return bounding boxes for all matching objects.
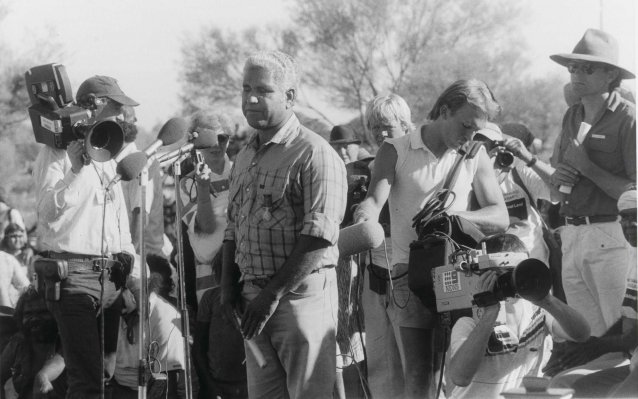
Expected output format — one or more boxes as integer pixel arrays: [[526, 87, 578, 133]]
[[225, 114, 347, 279]]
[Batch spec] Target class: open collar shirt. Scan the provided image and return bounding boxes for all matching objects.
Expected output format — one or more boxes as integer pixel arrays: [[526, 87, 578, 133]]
[[224, 114, 346, 279], [552, 90, 636, 217]]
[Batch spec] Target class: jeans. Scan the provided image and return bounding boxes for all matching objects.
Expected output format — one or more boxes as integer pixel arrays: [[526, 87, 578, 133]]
[[48, 281, 121, 399]]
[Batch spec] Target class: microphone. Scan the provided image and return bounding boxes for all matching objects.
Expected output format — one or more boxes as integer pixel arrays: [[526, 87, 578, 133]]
[[106, 151, 148, 190], [143, 117, 188, 158], [338, 221, 385, 257], [157, 142, 194, 166]]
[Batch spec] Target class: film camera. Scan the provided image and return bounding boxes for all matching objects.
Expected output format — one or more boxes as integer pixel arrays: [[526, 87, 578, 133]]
[[409, 234, 552, 313], [490, 140, 515, 168], [25, 63, 124, 161]]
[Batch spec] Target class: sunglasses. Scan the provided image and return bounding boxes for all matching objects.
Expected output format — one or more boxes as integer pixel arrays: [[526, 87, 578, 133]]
[[566, 62, 603, 75]]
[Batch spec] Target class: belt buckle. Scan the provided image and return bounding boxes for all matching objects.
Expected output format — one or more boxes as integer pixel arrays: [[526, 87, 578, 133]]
[[91, 258, 110, 272]]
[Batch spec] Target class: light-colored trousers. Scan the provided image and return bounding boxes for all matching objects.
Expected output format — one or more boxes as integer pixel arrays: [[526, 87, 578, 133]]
[[242, 268, 338, 399], [560, 221, 631, 337]]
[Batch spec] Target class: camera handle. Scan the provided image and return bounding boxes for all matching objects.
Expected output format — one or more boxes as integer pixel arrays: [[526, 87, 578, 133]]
[[435, 311, 452, 399]]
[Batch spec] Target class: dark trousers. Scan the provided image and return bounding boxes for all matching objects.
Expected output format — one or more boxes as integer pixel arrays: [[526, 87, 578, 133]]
[[48, 293, 122, 399]]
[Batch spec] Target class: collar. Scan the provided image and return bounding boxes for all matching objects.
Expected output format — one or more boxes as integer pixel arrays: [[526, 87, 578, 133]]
[[247, 114, 300, 150], [605, 89, 622, 112]]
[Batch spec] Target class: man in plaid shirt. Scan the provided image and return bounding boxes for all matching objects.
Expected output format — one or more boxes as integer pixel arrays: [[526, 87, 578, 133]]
[[221, 50, 347, 399]]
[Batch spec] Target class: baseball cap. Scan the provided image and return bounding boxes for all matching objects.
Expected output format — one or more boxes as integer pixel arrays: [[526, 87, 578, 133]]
[[76, 75, 139, 106]]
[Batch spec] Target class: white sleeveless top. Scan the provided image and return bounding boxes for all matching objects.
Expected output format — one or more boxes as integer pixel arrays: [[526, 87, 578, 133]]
[[387, 130, 482, 266]]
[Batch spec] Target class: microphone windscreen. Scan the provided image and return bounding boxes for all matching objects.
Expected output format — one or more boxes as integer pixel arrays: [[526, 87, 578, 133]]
[[338, 221, 385, 258], [192, 127, 218, 149], [117, 152, 148, 181], [157, 117, 187, 146]]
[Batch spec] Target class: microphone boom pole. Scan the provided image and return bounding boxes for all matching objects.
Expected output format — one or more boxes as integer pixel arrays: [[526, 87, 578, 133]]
[[173, 160, 194, 399], [138, 167, 149, 399]]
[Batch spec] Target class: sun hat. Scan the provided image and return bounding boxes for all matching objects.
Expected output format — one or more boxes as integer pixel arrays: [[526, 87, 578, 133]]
[[500, 123, 535, 148], [618, 188, 637, 213], [550, 29, 635, 79], [76, 75, 139, 106], [474, 122, 503, 142], [329, 125, 360, 145]]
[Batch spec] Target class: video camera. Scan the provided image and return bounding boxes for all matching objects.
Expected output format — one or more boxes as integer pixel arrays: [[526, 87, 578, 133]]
[[25, 63, 124, 161], [409, 235, 552, 313]]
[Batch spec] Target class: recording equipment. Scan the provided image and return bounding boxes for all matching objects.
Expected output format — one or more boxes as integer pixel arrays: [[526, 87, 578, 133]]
[[144, 117, 188, 158], [491, 140, 515, 168], [408, 238, 552, 312], [25, 63, 124, 161], [34, 258, 69, 301], [338, 221, 385, 257], [157, 143, 195, 167], [105, 151, 148, 190]]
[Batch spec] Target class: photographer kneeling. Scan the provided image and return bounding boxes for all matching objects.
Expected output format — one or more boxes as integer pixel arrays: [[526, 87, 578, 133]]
[[446, 233, 589, 399]]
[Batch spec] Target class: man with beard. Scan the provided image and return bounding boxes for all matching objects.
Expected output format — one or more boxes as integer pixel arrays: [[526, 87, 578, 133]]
[[32, 75, 137, 398]]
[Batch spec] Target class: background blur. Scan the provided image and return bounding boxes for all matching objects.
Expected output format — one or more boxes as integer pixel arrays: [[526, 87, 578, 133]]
[[0, 0, 635, 227]]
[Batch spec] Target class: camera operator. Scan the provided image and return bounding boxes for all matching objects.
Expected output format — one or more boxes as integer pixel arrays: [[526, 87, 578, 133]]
[[32, 75, 138, 398], [446, 233, 589, 399], [354, 80, 509, 398]]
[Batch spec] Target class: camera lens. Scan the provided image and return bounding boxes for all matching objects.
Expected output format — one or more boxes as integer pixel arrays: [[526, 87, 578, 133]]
[[496, 150, 514, 168]]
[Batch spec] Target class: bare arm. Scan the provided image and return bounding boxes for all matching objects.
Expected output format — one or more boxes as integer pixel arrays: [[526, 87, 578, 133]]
[[354, 142, 396, 223], [452, 149, 508, 234], [194, 164, 218, 234], [533, 294, 590, 342]]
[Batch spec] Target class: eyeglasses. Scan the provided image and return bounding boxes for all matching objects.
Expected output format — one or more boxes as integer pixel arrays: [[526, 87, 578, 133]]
[[566, 62, 603, 75]]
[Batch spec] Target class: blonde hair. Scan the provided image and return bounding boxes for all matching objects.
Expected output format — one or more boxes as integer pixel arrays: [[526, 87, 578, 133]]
[[365, 93, 415, 133]]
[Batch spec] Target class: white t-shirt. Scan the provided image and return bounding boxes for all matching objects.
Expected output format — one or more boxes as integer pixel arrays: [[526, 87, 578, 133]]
[[0, 251, 29, 307], [114, 292, 186, 390], [446, 300, 555, 399], [387, 131, 482, 266], [497, 161, 552, 263]]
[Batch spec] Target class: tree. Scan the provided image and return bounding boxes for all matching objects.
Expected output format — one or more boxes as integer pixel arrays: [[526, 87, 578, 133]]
[[291, 0, 530, 145]]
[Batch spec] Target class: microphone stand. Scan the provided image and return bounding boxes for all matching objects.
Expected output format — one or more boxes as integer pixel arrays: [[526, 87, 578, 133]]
[[173, 160, 194, 399], [138, 167, 149, 399]]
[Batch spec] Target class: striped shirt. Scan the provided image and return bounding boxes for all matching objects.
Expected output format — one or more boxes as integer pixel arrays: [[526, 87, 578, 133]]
[[225, 114, 346, 278]]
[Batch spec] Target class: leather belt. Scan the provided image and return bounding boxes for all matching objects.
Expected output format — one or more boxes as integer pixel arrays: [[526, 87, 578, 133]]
[[564, 215, 618, 226], [44, 251, 114, 271], [244, 266, 335, 289]]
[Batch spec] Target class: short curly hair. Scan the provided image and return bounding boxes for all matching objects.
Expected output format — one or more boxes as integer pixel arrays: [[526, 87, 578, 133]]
[[244, 50, 299, 92]]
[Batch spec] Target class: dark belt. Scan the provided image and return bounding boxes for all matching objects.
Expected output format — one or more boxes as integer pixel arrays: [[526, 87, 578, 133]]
[[44, 251, 114, 271], [564, 215, 618, 226], [245, 266, 335, 289]]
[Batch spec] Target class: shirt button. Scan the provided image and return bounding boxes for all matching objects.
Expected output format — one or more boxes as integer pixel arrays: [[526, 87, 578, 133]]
[[246, 187, 250, 192]]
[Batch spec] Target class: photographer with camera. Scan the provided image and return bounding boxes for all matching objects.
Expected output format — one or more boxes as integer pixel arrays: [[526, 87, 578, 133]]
[[32, 75, 138, 398], [446, 233, 589, 399], [354, 80, 508, 398]]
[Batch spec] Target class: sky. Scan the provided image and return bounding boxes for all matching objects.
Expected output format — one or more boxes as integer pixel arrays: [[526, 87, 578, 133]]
[[1, 0, 635, 131]]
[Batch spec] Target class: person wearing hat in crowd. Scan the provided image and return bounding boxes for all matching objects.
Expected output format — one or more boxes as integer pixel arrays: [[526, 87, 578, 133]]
[[32, 75, 138, 398], [546, 28, 636, 341], [329, 125, 371, 164], [547, 186, 637, 398]]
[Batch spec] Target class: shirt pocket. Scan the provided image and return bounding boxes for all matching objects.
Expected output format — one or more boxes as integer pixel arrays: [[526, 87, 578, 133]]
[[587, 133, 618, 154], [251, 174, 289, 228]]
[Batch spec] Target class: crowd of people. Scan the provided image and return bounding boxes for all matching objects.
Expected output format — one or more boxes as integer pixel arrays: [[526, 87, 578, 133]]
[[0, 27, 635, 399]]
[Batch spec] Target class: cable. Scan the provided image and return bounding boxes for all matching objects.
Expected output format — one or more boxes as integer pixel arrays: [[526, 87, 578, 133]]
[[99, 186, 108, 399]]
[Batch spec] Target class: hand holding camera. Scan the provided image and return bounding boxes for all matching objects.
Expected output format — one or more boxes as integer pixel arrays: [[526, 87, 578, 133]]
[[67, 140, 87, 173]]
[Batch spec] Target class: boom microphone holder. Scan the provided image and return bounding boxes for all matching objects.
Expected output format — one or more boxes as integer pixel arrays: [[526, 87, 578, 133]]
[[173, 160, 194, 399], [138, 167, 149, 399]]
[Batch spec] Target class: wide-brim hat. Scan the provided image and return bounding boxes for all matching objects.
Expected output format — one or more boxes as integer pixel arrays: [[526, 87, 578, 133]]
[[550, 29, 635, 79], [76, 75, 140, 106], [329, 125, 360, 145]]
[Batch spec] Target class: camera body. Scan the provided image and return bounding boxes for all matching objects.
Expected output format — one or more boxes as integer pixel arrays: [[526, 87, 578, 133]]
[[25, 63, 124, 161], [408, 235, 551, 313], [25, 64, 94, 149]]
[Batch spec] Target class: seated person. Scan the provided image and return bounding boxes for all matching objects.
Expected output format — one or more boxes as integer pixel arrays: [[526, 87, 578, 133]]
[[193, 253, 247, 399], [0, 286, 66, 399], [446, 233, 590, 399], [110, 254, 186, 399], [547, 187, 637, 398]]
